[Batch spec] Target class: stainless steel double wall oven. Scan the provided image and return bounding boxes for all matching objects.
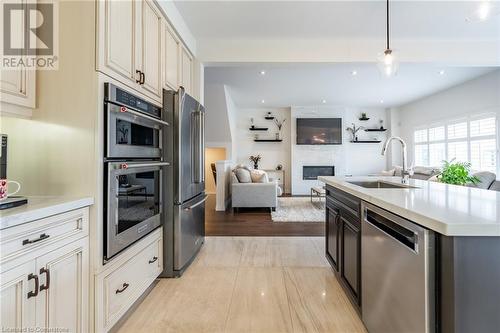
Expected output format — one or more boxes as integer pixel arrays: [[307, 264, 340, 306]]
[[103, 83, 169, 262]]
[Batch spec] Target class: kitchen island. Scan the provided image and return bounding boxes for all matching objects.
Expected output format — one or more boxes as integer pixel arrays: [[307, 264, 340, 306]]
[[319, 176, 500, 333]]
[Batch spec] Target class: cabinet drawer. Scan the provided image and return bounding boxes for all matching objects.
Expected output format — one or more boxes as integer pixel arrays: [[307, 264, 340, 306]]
[[0, 208, 88, 264], [103, 236, 162, 325], [326, 186, 360, 218]]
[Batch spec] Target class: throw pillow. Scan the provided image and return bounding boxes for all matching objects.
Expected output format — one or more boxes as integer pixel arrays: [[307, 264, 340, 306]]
[[467, 171, 496, 189], [381, 168, 395, 176], [234, 168, 252, 183], [250, 170, 269, 183]]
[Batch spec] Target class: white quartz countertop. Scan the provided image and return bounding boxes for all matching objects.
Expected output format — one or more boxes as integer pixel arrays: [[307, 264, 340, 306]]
[[319, 176, 500, 236], [0, 196, 94, 230]]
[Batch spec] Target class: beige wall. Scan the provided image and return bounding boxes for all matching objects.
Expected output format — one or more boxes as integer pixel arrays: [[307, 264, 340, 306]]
[[205, 147, 226, 194], [0, 1, 96, 197]]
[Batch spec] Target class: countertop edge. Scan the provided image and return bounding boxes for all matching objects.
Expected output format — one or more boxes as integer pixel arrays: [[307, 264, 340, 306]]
[[0, 197, 94, 230], [319, 176, 500, 237]]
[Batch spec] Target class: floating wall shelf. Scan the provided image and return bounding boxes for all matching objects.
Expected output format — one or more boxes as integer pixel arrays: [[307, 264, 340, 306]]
[[358, 117, 370, 121], [254, 139, 283, 142], [249, 127, 269, 131], [264, 116, 275, 120], [350, 140, 382, 143], [365, 128, 387, 132]]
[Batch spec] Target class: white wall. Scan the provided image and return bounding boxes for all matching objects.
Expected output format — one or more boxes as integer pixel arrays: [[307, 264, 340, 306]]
[[233, 107, 292, 193], [290, 106, 388, 194], [204, 83, 234, 158], [395, 70, 500, 167]]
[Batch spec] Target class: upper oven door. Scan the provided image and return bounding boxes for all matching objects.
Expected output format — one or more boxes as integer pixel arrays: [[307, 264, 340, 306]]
[[105, 161, 168, 260], [105, 102, 164, 159]]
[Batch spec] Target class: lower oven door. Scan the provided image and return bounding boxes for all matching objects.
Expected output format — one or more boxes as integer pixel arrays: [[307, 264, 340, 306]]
[[105, 161, 168, 261]]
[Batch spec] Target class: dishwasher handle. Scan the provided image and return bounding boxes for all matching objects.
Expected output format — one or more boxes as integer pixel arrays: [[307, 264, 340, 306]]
[[365, 208, 418, 252]]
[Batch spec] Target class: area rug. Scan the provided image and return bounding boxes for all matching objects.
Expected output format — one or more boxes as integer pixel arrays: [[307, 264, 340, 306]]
[[271, 197, 325, 222]]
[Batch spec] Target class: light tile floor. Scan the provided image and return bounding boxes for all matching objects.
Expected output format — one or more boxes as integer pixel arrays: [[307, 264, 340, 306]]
[[117, 237, 366, 333]]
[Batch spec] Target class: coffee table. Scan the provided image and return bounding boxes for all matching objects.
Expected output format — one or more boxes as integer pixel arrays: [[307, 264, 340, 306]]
[[310, 186, 326, 202]]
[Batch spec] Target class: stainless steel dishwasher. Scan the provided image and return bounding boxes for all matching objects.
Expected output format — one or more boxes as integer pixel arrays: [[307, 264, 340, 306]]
[[362, 202, 435, 333]]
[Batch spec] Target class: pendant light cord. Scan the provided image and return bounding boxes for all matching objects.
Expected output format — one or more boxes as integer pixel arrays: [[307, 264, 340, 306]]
[[386, 0, 390, 50]]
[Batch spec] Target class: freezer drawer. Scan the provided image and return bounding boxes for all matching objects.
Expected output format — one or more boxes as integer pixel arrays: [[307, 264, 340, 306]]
[[173, 194, 206, 270]]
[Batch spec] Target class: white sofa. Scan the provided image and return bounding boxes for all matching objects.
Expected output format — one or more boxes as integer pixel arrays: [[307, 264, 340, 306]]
[[231, 173, 281, 212]]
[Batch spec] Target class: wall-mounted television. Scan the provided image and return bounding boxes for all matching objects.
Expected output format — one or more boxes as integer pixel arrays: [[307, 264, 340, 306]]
[[296, 118, 342, 145]]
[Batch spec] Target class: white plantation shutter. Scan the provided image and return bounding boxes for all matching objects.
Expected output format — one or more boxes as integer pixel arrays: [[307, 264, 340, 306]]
[[447, 141, 468, 163], [413, 115, 497, 173]]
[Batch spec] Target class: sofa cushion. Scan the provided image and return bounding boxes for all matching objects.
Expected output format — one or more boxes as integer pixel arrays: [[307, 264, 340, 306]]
[[488, 180, 500, 191], [381, 168, 396, 176], [413, 166, 440, 176], [250, 170, 269, 183], [234, 168, 252, 183], [467, 171, 496, 189]]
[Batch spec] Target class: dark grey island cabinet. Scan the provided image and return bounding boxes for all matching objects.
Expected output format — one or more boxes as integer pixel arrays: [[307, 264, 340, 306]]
[[325, 183, 500, 333], [325, 185, 361, 311]]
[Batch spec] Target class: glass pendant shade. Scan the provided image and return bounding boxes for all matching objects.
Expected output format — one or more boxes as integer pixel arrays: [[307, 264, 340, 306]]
[[377, 49, 399, 77]]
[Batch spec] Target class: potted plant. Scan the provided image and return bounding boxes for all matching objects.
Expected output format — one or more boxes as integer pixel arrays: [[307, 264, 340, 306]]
[[438, 159, 479, 186], [249, 155, 262, 169]]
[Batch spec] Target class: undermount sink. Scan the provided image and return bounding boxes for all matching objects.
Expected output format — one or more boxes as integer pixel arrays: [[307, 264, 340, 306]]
[[347, 180, 418, 189]]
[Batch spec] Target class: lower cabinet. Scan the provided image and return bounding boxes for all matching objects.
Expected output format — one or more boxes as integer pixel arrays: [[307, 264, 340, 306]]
[[95, 228, 163, 332], [325, 186, 362, 310], [0, 208, 90, 333]]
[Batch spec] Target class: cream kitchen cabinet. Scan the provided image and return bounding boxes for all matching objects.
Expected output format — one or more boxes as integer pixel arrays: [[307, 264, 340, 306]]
[[0, 0, 36, 111], [97, 0, 162, 101], [180, 46, 193, 94], [163, 22, 180, 90], [0, 206, 90, 333]]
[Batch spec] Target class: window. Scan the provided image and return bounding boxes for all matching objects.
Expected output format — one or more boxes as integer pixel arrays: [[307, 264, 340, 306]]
[[413, 116, 497, 173]]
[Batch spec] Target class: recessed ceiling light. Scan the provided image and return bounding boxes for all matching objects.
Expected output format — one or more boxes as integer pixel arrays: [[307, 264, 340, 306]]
[[351, 70, 358, 76], [260, 70, 266, 75], [439, 69, 445, 75], [322, 99, 327, 104], [261, 99, 265, 104], [380, 100, 384, 104]]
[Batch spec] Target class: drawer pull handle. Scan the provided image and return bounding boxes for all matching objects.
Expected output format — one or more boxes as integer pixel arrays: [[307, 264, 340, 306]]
[[27, 273, 39, 299], [148, 256, 158, 264], [39, 268, 50, 291], [22, 233, 50, 245], [115, 283, 129, 294]]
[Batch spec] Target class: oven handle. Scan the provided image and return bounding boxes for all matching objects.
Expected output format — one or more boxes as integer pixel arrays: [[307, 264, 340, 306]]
[[184, 195, 208, 211], [120, 162, 170, 169], [118, 106, 170, 127]]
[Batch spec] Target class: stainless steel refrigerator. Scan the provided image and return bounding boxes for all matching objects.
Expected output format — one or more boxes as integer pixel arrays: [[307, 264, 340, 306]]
[[161, 87, 206, 277]]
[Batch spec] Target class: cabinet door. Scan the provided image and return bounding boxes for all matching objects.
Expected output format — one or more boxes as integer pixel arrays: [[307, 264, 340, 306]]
[[341, 216, 360, 304], [0, 0, 35, 109], [0, 261, 37, 331], [100, 0, 138, 85], [35, 238, 89, 333], [163, 23, 179, 89], [139, 0, 162, 97], [180, 46, 193, 94], [326, 207, 340, 271]]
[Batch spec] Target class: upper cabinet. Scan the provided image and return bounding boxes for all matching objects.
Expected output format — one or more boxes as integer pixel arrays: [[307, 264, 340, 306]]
[[98, 0, 162, 102], [0, 0, 36, 111], [180, 46, 193, 95], [163, 22, 180, 90], [138, 0, 162, 98], [98, 0, 195, 103]]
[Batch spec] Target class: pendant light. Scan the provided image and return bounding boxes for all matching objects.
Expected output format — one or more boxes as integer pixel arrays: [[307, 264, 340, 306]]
[[377, 0, 399, 77]]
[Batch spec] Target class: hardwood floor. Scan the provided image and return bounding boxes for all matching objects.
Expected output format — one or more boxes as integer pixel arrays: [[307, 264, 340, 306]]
[[117, 237, 366, 333], [205, 195, 325, 237]]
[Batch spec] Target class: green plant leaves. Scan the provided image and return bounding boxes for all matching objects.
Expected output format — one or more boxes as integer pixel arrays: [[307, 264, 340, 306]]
[[437, 159, 479, 186]]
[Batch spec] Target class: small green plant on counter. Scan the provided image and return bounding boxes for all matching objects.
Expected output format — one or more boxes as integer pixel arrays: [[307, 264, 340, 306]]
[[438, 159, 479, 186]]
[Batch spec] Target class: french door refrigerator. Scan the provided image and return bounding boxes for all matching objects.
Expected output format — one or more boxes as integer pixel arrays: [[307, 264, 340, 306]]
[[161, 87, 206, 277]]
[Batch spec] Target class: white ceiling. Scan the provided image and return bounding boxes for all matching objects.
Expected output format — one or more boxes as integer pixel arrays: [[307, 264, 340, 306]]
[[173, 1, 500, 40], [205, 64, 496, 108]]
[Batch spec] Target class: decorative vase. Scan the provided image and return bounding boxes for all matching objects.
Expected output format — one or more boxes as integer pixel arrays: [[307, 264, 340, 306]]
[[275, 133, 280, 140], [254, 163, 259, 170]]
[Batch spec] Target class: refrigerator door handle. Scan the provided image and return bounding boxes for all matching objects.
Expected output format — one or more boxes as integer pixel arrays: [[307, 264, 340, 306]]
[[191, 111, 203, 184], [200, 111, 205, 183], [183, 195, 208, 211]]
